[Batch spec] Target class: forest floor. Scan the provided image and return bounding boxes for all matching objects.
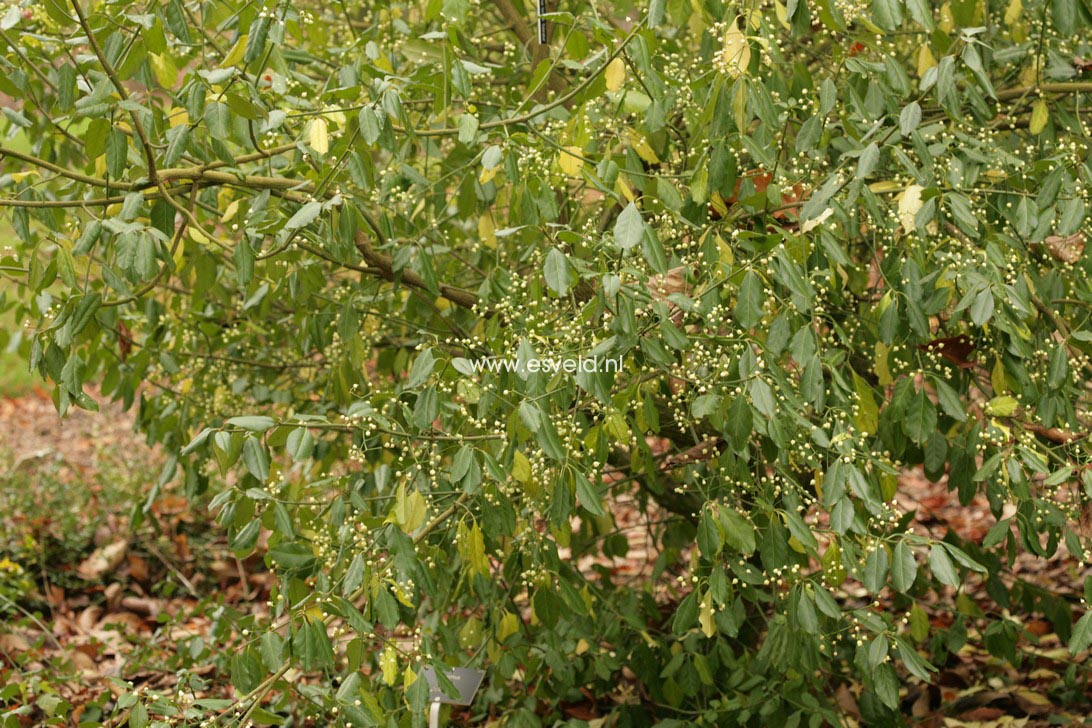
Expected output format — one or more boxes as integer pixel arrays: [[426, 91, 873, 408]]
[[0, 385, 1089, 726]]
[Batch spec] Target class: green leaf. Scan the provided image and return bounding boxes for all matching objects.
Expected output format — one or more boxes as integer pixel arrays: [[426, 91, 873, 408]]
[[872, 0, 904, 30], [863, 546, 889, 592], [982, 519, 1011, 548], [719, 508, 756, 556], [286, 427, 313, 462], [359, 107, 382, 144], [904, 0, 933, 29], [672, 591, 699, 634], [1053, 0, 1076, 35], [227, 416, 277, 432], [970, 288, 994, 326], [856, 143, 880, 179], [895, 637, 936, 680], [904, 388, 937, 444], [891, 541, 917, 593], [285, 201, 322, 231], [412, 386, 439, 429], [533, 588, 561, 628], [106, 128, 128, 179], [269, 542, 317, 571], [899, 102, 922, 135], [734, 271, 764, 329], [242, 436, 269, 482], [1047, 345, 1068, 389], [544, 248, 571, 295], [575, 473, 606, 517], [929, 544, 960, 587], [1069, 611, 1092, 655], [933, 378, 967, 421], [613, 202, 644, 250], [873, 663, 899, 709], [406, 348, 436, 389], [205, 101, 231, 139], [244, 17, 270, 63], [648, 0, 665, 26], [697, 509, 723, 556]]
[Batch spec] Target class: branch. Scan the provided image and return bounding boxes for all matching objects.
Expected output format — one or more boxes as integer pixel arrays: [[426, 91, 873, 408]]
[[354, 231, 479, 310], [491, 0, 564, 96], [70, 0, 160, 183], [0, 146, 117, 189], [390, 24, 640, 137]]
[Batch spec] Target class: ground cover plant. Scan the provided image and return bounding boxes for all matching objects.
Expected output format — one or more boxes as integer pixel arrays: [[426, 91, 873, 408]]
[[2, 0, 1092, 724]]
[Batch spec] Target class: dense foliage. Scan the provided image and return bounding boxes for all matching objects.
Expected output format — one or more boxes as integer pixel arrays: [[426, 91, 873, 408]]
[[3, 0, 1092, 723]]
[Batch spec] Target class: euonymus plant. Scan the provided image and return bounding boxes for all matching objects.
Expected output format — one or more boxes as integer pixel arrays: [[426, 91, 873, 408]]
[[2, 0, 1092, 723]]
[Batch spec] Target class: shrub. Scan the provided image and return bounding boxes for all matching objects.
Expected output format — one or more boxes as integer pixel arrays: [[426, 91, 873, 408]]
[[2, 0, 1091, 723]]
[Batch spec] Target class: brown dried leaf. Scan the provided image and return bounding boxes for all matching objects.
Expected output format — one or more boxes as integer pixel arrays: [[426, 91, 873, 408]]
[[1044, 232, 1085, 264], [77, 540, 129, 581]]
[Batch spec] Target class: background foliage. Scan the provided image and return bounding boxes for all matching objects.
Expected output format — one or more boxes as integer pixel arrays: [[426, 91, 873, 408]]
[[2, 0, 1092, 723]]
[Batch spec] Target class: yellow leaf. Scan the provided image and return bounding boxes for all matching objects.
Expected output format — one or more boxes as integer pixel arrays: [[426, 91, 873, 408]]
[[604, 57, 625, 92], [875, 341, 893, 385], [497, 611, 519, 642], [852, 372, 879, 435], [575, 638, 590, 655], [221, 199, 241, 223], [991, 357, 1008, 394], [985, 395, 1019, 417], [719, 20, 751, 78], [10, 171, 38, 183], [479, 165, 498, 184], [387, 483, 427, 532], [709, 191, 728, 219], [732, 80, 748, 132], [1029, 99, 1049, 134], [880, 472, 898, 501], [380, 645, 399, 686], [1004, 0, 1022, 26], [1020, 58, 1040, 87], [897, 184, 925, 234], [393, 581, 415, 607], [773, 0, 790, 28], [149, 53, 178, 89], [403, 666, 417, 690], [478, 213, 496, 248], [189, 227, 210, 245], [699, 591, 716, 638], [625, 129, 659, 164], [308, 118, 329, 155], [869, 180, 903, 193], [615, 175, 635, 202], [457, 520, 489, 576], [459, 617, 483, 648], [821, 540, 846, 587], [220, 34, 248, 68], [558, 146, 584, 176], [938, 2, 954, 32], [512, 449, 532, 483], [167, 107, 189, 128], [917, 45, 937, 78]]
